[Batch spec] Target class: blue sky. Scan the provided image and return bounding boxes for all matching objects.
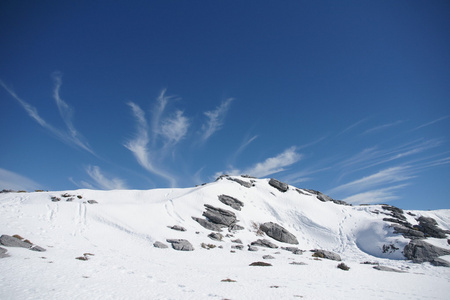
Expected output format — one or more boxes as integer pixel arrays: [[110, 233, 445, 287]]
[[1, 0, 449, 210]]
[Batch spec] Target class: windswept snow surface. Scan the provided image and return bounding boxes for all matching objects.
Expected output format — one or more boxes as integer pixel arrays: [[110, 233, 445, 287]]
[[1, 176, 449, 299]]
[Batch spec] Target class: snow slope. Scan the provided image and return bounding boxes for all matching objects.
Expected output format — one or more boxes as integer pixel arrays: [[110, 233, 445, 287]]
[[1, 176, 449, 299]]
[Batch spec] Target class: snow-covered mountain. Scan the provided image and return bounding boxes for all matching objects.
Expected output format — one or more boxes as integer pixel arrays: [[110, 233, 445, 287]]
[[1, 175, 449, 299]]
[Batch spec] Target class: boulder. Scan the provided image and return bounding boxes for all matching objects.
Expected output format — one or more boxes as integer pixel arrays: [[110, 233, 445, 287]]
[[0, 246, 9, 258], [166, 239, 194, 251], [232, 239, 243, 244], [403, 240, 450, 263], [227, 177, 254, 188], [192, 217, 223, 232], [312, 250, 341, 261], [251, 239, 278, 249], [231, 245, 244, 250], [391, 224, 425, 239], [282, 246, 304, 255], [30, 245, 46, 252], [382, 205, 406, 221], [263, 255, 275, 259], [416, 216, 449, 238], [373, 266, 406, 273], [304, 189, 351, 206], [202, 204, 237, 226], [0, 235, 32, 249], [248, 246, 258, 251], [168, 225, 187, 232], [218, 195, 244, 211], [431, 258, 450, 267], [268, 178, 289, 192], [208, 232, 223, 241], [153, 241, 169, 249], [87, 200, 98, 204], [260, 222, 298, 244]]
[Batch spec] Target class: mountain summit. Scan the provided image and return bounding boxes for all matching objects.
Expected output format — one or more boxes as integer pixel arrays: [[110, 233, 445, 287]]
[[1, 175, 449, 299]]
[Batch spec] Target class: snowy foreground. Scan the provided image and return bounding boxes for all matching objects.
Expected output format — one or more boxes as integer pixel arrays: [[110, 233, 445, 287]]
[[1, 176, 449, 299]]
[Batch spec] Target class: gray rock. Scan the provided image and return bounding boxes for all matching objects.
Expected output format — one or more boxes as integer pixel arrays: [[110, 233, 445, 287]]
[[263, 255, 275, 259], [282, 246, 304, 255], [232, 239, 243, 244], [226, 177, 254, 188], [0, 235, 32, 249], [166, 239, 194, 251], [168, 225, 187, 232], [251, 239, 278, 249], [218, 195, 244, 211], [248, 246, 259, 251], [153, 241, 169, 249], [416, 216, 449, 239], [208, 232, 223, 241], [231, 245, 244, 250], [260, 222, 299, 244], [431, 258, 450, 267], [403, 240, 450, 263], [373, 265, 406, 273], [290, 261, 307, 265], [203, 204, 237, 226], [303, 189, 350, 206], [192, 217, 223, 232], [382, 205, 406, 221], [391, 224, 425, 239], [268, 178, 289, 192], [0, 246, 9, 258], [30, 245, 46, 252], [312, 250, 341, 261], [228, 224, 244, 231], [87, 200, 98, 204]]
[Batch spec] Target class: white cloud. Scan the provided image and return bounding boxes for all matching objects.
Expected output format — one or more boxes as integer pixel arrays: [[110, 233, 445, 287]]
[[85, 165, 127, 190], [0, 77, 94, 154], [160, 110, 189, 147], [362, 120, 403, 135], [412, 116, 449, 131], [342, 184, 409, 205], [0, 168, 41, 191], [200, 98, 234, 142]]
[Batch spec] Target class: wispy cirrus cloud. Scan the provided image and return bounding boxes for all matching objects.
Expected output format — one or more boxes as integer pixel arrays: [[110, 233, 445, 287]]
[[411, 116, 449, 131], [125, 101, 178, 187], [220, 146, 302, 178], [342, 184, 409, 205], [0, 168, 42, 191], [200, 98, 234, 142], [0, 75, 94, 154], [85, 165, 128, 190], [361, 120, 403, 135]]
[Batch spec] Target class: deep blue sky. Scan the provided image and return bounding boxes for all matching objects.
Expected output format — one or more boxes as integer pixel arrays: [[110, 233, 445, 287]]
[[1, 0, 449, 209]]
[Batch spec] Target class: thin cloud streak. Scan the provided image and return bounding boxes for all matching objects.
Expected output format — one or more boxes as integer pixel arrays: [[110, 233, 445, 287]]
[[125, 102, 178, 187], [201, 98, 234, 142], [244, 146, 302, 177], [338, 117, 369, 135], [0, 168, 42, 191], [1, 77, 95, 154], [343, 184, 409, 205], [85, 165, 128, 190], [362, 120, 403, 135], [412, 116, 449, 131]]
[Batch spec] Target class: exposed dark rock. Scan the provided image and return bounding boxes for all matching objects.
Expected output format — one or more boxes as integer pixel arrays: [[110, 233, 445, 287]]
[[403, 240, 450, 263], [290, 261, 307, 265], [407, 212, 417, 217], [263, 255, 275, 259], [312, 250, 341, 261], [203, 204, 237, 227], [192, 217, 223, 232], [373, 265, 406, 273], [228, 224, 244, 231], [303, 189, 350, 206], [87, 200, 98, 204], [260, 222, 298, 244], [295, 189, 312, 196], [208, 232, 223, 241], [416, 216, 449, 238], [231, 245, 244, 250], [201, 243, 217, 249], [30, 245, 46, 252], [391, 224, 425, 239], [430, 258, 450, 267], [0, 235, 37, 250], [382, 205, 406, 221], [248, 246, 258, 251], [268, 178, 289, 192], [166, 239, 194, 251], [218, 194, 244, 211], [337, 262, 350, 271], [251, 239, 279, 248], [0, 246, 9, 258], [61, 193, 73, 197], [153, 241, 169, 249], [383, 218, 412, 227], [51, 196, 60, 202], [249, 261, 272, 266], [217, 175, 255, 188], [281, 246, 304, 255], [232, 239, 243, 244], [168, 225, 187, 232]]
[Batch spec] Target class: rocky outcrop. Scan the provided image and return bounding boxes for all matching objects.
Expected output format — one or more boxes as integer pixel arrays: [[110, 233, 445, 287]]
[[153, 241, 169, 249], [382, 205, 406, 221], [260, 222, 298, 244], [282, 246, 304, 255], [431, 258, 450, 267], [0, 235, 46, 252], [251, 239, 278, 249], [303, 189, 350, 206], [218, 195, 244, 211], [168, 225, 187, 232], [216, 175, 254, 188], [403, 240, 450, 265], [192, 217, 224, 232], [203, 204, 237, 227], [416, 216, 449, 238], [391, 224, 425, 239], [269, 178, 289, 192], [312, 250, 341, 261], [166, 239, 194, 251], [208, 232, 223, 241]]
